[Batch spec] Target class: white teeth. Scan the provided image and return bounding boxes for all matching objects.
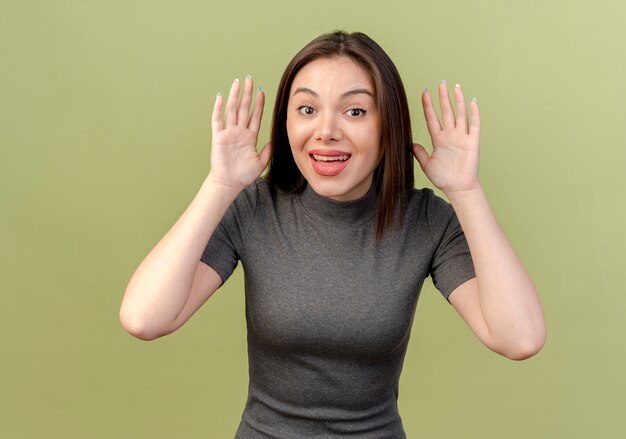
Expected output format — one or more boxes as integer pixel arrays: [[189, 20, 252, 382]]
[[312, 154, 349, 162]]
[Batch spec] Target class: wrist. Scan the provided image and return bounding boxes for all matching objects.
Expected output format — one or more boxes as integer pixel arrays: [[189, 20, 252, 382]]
[[204, 174, 244, 201], [443, 184, 485, 206]]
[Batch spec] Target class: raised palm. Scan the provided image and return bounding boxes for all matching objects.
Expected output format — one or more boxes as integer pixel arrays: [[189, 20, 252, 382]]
[[209, 76, 271, 192], [413, 82, 481, 196]]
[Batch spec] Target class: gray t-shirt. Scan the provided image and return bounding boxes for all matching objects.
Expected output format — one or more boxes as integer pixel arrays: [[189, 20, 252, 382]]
[[201, 178, 475, 438]]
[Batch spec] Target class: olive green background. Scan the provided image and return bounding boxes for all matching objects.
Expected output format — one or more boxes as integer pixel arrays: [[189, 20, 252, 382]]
[[2, 0, 625, 437]]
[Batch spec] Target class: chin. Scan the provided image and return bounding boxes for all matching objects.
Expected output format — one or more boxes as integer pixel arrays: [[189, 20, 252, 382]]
[[306, 177, 368, 202], [311, 186, 345, 200]]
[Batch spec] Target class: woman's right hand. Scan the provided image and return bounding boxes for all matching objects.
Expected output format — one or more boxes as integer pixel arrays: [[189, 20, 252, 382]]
[[208, 76, 271, 193]]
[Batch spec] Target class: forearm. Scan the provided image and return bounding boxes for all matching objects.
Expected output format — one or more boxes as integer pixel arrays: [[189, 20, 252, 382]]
[[447, 186, 546, 354], [120, 177, 239, 338]]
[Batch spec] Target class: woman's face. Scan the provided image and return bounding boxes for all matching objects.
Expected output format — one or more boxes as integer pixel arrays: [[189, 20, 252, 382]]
[[286, 57, 382, 201]]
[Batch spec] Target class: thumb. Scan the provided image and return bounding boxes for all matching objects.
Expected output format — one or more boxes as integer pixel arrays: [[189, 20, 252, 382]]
[[258, 142, 272, 169], [412, 143, 430, 170]]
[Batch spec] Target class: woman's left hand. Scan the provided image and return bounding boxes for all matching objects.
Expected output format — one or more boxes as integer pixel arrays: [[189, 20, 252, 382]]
[[414, 83, 545, 361], [412, 82, 481, 197]]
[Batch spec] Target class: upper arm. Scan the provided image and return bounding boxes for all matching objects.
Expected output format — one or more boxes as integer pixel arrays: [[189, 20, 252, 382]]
[[448, 277, 497, 352], [448, 276, 546, 361], [166, 261, 224, 335]]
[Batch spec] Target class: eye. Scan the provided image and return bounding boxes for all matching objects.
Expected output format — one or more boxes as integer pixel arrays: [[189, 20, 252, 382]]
[[297, 105, 315, 115], [346, 108, 367, 117]]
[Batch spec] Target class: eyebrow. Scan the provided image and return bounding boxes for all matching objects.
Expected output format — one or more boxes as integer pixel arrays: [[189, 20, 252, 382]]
[[292, 87, 374, 99]]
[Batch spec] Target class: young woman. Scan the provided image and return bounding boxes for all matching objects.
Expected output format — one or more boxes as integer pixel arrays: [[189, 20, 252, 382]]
[[120, 31, 545, 438]]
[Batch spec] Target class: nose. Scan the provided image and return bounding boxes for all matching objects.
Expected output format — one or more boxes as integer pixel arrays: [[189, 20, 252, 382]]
[[314, 112, 342, 143]]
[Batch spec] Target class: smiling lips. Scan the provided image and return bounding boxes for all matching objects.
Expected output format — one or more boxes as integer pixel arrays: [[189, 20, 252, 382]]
[[309, 149, 351, 176]]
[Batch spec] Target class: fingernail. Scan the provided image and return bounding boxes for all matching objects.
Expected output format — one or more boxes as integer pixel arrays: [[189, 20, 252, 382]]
[[441, 79, 447, 85], [245, 74, 252, 80], [216, 92, 222, 97], [234, 78, 239, 83], [424, 86, 429, 93], [472, 96, 477, 103], [258, 86, 264, 92], [455, 83, 461, 88]]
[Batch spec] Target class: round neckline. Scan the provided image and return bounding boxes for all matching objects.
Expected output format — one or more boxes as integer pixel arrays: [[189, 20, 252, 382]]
[[296, 183, 379, 226]]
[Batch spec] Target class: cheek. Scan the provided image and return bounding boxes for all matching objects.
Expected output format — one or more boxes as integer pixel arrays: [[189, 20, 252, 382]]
[[286, 116, 296, 143], [364, 123, 382, 160], [286, 122, 305, 163], [286, 120, 309, 149], [355, 129, 381, 159]]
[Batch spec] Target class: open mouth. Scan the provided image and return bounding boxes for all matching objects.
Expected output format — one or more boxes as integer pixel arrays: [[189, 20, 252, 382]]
[[310, 153, 350, 162], [309, 151, 352, 176]]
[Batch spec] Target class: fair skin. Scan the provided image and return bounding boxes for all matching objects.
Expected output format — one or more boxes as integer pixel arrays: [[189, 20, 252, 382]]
[[120, 57, 545, 361], [119, 77, 268, 339], [414, 82, 545, 360], [286, 57, 381, 201]]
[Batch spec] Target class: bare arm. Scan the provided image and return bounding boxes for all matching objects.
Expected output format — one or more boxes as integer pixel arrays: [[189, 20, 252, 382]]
[[413, 82, 545, 360], [119, 76, 271, 340]]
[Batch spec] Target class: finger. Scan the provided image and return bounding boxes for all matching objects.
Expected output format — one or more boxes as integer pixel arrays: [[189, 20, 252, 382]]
[[237, 75, 254, 126], [211, 92, 223, 133], [258, 141, 272, 170], [454, 84, 468, 133], [439, 80, 455, 129], [412, 143, 431, 170], [224, 78, 240, 127], [248, 87, 265, 132], [422, 88, 442, 134], [469, 97, 480, 138]]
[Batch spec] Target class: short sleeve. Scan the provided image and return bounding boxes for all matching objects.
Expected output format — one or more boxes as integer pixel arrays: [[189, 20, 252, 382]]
[[426, 192, 476, 300], [200, 180, 260, 284]]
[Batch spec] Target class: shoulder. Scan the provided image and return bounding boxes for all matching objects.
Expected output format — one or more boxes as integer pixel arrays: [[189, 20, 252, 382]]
[[220, 179, 267, 228], [241, 177, 284, 202], [403, 187, 458, 236], [232, 178, 273, 210], [405, 187, 453, 218], [229, 177, 296, 222]]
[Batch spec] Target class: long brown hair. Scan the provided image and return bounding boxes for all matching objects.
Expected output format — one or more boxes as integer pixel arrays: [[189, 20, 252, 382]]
[[267, 31, 414, 239]]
